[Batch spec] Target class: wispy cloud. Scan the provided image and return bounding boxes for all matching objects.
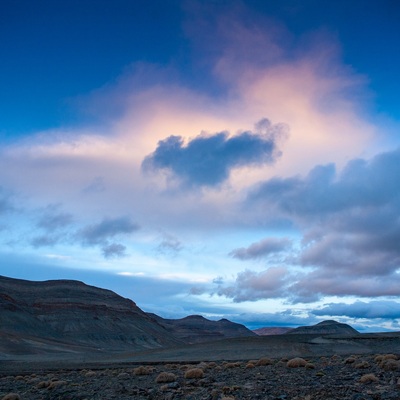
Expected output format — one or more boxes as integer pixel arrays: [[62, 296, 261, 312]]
[[230, 237, 292, 260]]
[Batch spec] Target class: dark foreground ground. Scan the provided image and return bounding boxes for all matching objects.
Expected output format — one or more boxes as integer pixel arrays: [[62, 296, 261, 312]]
[[1, 333, 400, 399], [1, 353, 400, 400]]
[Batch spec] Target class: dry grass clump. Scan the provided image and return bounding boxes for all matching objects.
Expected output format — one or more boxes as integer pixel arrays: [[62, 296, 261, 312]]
[[184, 368, 204, 379], [344, 356, 356, 364], [382, 354, 398, 360], [223, 362, 241, 369], [379, 359, 400, 371], [245, 362, 255, 369], [1, 394, 21, 400], [134, 366, 153, 376], [305, 363, 315, 369], [85, 370, 96, 377], [256, 357, 273, 366], [287, 357, 307, 368], [354, 361, 370, 369], [360, 373, 378, 383], [155, 372, 177, 383], [207, 362, 217, 368], [47, 380, 67, 389]]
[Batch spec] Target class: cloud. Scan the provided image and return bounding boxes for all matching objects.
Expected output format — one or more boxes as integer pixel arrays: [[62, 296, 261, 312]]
[[0, 187, 14, 214], [230, 237, 292, 260], [102, 243, 127, 259], [30, 204, 74, 248], [36, 205, 74, 231], [313, 300, 400, 320], [215, 267, 290, 302], [157, 233, 182, 254], [240, 147, 400, 302], [78, 216, 139, 246], [142, 118, 288, 187]]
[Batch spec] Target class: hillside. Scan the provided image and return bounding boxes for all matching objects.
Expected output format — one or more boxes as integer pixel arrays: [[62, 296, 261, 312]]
[[149, 313, 256, 343], [253, 327, 293, 335], [0, 275, 182, 356], [287, 320, 359, 335]]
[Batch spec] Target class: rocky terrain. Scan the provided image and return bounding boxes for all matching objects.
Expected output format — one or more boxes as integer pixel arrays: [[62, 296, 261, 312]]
[[1, 353, 400, 399]]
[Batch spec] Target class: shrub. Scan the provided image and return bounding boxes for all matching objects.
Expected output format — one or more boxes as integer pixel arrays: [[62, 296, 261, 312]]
[[344, 356, 356, 364], [256, 357, 273, 366], [134, 366, 153, 376], [47, 380, 67, 389], [379, 359, 400, 371], [155, 372, 177, 383], [360, 373, 378, 383], [287, 357, 307, 368], [1, 394, 21, 400], [184, 368, 204, 379], [223, 362, 239, 369], [383, 354, 398, 360], [374, 355, 384, 363], [354, 361, 370, 369]]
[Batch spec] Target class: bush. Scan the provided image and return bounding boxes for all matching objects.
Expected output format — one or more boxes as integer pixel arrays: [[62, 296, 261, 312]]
[[360, 373, 378, 383], [184, 368, 204, 379], [155, 372, 177, 383], [287, 357, 307, 368], [256, 357, 273, 366], [134, 366, 152, 376], [354, 361, 370, 369], [1, 394, 21, 400], [379, 359, 400, 371]]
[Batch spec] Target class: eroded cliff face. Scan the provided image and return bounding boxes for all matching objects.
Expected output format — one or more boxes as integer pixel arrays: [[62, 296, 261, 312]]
[[0, 275, 182, 355]]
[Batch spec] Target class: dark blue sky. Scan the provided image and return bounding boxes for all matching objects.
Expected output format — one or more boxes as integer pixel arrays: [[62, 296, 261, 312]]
[[1, 0, 399, 137]]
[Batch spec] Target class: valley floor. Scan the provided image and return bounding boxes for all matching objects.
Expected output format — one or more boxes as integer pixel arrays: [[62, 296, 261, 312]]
[[1, 353, 400, 400]]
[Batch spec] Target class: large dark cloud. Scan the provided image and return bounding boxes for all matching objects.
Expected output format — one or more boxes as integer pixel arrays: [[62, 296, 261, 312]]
[[230, 237, 292, 260], [142, 118, 288, 187]]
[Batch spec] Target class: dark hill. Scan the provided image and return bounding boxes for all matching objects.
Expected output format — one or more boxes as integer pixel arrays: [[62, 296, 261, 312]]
[[0, 275, 182, 356], [0, 275, 255, 358], [287, 320, 359, 335], [148, 313, 256, 343]]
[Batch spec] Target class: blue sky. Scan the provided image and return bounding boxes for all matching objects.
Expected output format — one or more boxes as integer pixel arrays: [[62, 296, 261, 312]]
[[1, 0, 400, 332]]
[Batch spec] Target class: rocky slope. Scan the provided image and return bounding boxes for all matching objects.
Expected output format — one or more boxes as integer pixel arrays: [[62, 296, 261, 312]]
[[148, 314, 256, 343], [253, 327, 293, 335], [0, 275, 182, 355], [288, 319, 359, 335]]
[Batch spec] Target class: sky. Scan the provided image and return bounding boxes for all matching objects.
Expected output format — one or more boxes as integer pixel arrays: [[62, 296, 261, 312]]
[[1, 0, 400, 332]]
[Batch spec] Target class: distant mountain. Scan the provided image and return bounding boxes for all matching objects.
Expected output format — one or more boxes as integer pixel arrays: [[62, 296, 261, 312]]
[[287, 320, 359, 335], [148, 313, 257, 343], [0, 275, 256, 358], [0, 275, 182, 356], [253, 327, 293, 336]]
